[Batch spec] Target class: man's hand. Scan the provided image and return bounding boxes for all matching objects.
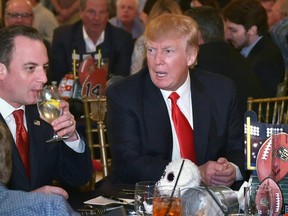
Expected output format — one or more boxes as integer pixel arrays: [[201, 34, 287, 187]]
[[50, 100, 78, 142], [32, 185, 69, 199], [198, 157, 236, 187]]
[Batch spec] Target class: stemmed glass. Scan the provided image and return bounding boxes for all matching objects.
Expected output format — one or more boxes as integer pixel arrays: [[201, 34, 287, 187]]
[[37, 85, 68, 143]]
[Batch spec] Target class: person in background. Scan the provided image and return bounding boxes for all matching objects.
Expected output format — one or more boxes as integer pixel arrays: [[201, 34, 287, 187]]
[[0, 122, 79, 216], [185, 6, 264, 118], [4, 0, 52, 47], [29, 0, 59, 44], [269, 0, 288, 68], [51, 0, 80, 25], [107, 14, 246, 190], [50, 0, 134, 84], [130, 0, 182, 74], [109, 0, 145, 40], [259, 0, 276, 26], [0, 25, 92, 195], [223, 0, 285, 97], [178, 0, 220, 13]]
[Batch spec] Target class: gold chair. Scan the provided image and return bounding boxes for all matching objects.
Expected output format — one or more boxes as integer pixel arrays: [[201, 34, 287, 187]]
[[82, 96, 111, 188], [247, 96, 288, 124]]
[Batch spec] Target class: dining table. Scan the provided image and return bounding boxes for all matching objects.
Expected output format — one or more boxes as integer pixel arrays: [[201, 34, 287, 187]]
[[68, 179, 136, 215]]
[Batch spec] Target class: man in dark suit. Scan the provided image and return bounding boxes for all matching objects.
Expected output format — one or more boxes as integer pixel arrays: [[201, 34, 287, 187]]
[[223, 0, 285, 97], [50, 0, 134, 84], [0, 26, 92, 196], [106, 14, 246, 189], [185, 6, 265, 118]]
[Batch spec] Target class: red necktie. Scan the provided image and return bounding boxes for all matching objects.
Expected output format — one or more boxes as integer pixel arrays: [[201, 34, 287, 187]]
[[13, 110, 30, 178], [169, 92, 197, 163]]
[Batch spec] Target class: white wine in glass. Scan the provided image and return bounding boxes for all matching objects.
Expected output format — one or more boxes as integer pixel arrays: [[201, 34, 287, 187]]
[[37, 85, 68, 143]]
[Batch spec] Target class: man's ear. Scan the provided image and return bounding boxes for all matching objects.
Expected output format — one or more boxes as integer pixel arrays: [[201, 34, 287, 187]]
[[248, 25, 258, 36], [187, 48, 198, 67], [0, 63, 8, 81]]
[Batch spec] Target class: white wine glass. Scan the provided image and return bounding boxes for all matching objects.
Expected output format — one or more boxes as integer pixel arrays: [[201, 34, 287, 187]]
[[37, 85, 69, 143]]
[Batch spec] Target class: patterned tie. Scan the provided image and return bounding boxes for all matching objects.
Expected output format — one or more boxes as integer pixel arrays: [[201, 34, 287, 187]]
[[169, 92, 197, 163], [13, 110, 30, 178]]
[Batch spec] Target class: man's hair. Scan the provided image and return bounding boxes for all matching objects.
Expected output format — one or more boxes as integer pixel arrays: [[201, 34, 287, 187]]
[[0, 122, 13, 185], [0, 25, 43, 67], [148, 0, 183, 21], [80, 0, 109, 10], [144, 14, 199, 52], [223, 0, 268, 35], [185, 6, 224, 43]]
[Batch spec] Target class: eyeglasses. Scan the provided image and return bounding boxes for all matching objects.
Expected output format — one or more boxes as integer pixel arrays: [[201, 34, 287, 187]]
[[5, 12, 33, 19]]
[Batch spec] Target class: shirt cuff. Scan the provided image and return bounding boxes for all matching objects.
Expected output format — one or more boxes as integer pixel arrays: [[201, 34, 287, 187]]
[[64, 131, 85, 153], [230, 162, 243, 181]]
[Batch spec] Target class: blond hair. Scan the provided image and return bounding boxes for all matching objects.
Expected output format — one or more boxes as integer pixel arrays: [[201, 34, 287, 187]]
[[144, 14, 199, 53]]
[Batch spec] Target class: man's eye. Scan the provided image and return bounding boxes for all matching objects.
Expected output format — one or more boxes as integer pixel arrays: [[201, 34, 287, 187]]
[[165, 49, 173, 54], [147, 48, 156, 55], [24, 66, 36, 72], [43, 65, 49, 73]]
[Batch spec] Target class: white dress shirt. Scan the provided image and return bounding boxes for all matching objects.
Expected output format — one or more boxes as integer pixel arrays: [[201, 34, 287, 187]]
[[160, 73, 243, 181], [160, 73, 193, 161]]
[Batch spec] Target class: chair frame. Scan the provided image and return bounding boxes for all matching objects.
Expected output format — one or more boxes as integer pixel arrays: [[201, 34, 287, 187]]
[[82, 96, 110, 182], [247, 96, 288, 124]]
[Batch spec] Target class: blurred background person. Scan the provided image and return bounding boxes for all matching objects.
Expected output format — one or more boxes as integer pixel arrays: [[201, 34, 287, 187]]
[[30, 0, 59, 44], [109, 0, 145, 41], [50, 0, 134, 84], [178, 0, 220, 13], [185, 6, 264, 118], [51, 0, 80, 25], [130, 0, 183, 74], [269, 0, 288, 68], [223, 0, 285, 97]]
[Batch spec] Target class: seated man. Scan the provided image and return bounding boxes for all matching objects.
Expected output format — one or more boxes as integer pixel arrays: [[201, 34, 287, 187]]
[[185, 6, 264, 118], [106, 14, 246, 190], [223, 0, 285, 97], [0, 122, 80, 216], [0, 25, 92, 194], [109, 0, 145, 40], [50, 0, 134, 84]]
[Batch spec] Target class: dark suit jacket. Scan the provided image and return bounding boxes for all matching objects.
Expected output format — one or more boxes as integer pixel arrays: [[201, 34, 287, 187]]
[[50, 21, 134, 83], [1, 105, 93, 191], [196, 40, 265, 117], [106, 67, 245, 189], [246, 34, 285, 97]]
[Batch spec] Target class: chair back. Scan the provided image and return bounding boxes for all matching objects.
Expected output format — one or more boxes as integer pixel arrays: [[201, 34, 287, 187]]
[[247, 96, 288, 124], [82, 96, 111, 182]]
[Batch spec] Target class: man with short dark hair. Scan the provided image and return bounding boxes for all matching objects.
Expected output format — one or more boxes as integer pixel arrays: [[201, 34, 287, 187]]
[[223, 0, 285, 97]]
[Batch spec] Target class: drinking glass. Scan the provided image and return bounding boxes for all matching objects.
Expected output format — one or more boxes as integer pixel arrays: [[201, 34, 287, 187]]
[[153, 185, 182, 216], [244, 185, 273, 216], [37, 85, 68, 143], [134, 181, 156, 216]]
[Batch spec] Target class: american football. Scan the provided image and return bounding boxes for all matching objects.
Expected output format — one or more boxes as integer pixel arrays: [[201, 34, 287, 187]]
[[255, 177, 283, 215], [256, 132, 288, 182]]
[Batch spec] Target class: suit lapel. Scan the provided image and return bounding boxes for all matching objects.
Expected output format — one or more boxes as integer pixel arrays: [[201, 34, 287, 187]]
[[142, 71, 173, 159], [191, 70, 211, 165]]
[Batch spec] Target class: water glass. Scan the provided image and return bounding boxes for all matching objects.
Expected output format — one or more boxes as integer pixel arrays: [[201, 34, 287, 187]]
[[134, 181, 156, 215]]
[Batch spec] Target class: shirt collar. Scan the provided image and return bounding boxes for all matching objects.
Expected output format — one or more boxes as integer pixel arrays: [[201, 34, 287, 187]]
[[160, 72, 191, 100], [0, 97, 25, 119], [82, 26, 105, 52], [241, 36, 262, 58]]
